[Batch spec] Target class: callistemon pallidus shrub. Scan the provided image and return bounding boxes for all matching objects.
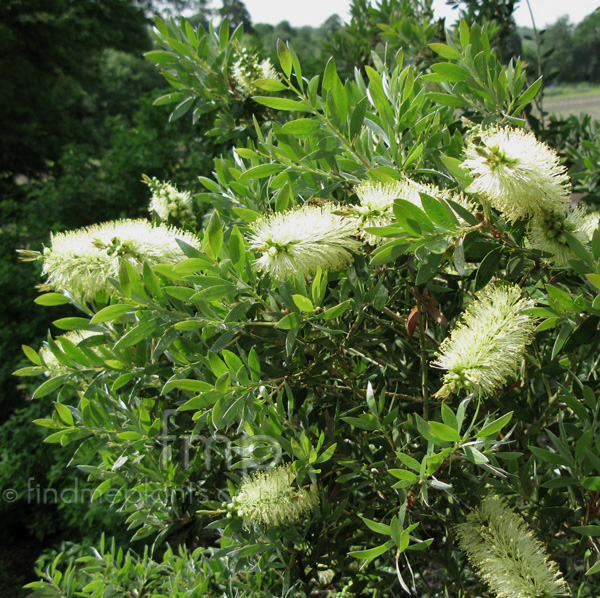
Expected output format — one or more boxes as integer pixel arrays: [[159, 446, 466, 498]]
[[20, 10, 600, 598]]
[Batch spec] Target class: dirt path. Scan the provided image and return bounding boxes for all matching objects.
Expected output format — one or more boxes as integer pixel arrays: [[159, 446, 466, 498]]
[[542, 92, 600, 119]]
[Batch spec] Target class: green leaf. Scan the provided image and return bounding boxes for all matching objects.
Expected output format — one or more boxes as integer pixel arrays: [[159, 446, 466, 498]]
[[425, 92, 464, 108], [292, 294, 314, 313], [321, 299, 352, 320], [144, 50, 178, 64], [277, 39, 292, 77], [419, 193, 456, 230], [429, 421, 461, 442], [253, 97, 311, 112], [117, 431, 143, 441], [350, 96, 368, 139], [114, 320, 158, 351], [91, 304, 135, 324], [517, 76, 543, 108], [281, 118, 320, 136], [341, 415, 380, 431], [52, 317, 91, 331], [349, 542, 392, 560], [430, 62, 469, 82], [389, 469, 420, 483], [34, 293, 71, 306], [164, 286, 196, 302], [586, 560, 600, 576], [55, 402, 74, 426], [173, 256, 214, 274], [229, 225, 246, 274], [477, 411, 513, 437], [276, 312, 302, 330], [565, 231, 593, 265], [203, 210, 223, 259], [581, 477, 600, 491], [586, 273, 600, 290], [573, 525, 600, 537], [32, 375, 69, 399], [474, 247, 503, 291], [360, 517, 391, 535], [253, 78, 287, 91], [22, 344, 42, 366], [393, 199, 434, 235], [529, 445, 573, 467], [429, 43, 462, 61], [239, 163, 284, 181]]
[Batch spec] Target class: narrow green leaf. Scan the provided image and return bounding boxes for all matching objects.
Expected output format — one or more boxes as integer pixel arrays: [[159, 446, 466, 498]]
[[239, 163, 284, 181], [55, 402, 74, 426], [34, 293, 71, 306], [253, 97, 311, 112], [52, 317, 91, 331], [477, 411, 513, 437], [91, 304, 135, 324], [203, 210, 223, 259], [429, 421, 461, 442], [281, 118, 319, 136], [321, 299, 352, 320], [425, 92, 464, 108], [22, 344, 42, 366], [277, 39, 292, 77], [474, 247, 503, 291], [349, 543, 392, 560], [517, 76, 543, 108], [253, 78, 287, 91], [292, 294, 314, 313], [429, 43, 462, 61]]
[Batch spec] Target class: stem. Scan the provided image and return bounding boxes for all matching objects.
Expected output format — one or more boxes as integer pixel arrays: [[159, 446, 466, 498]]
[[418, 301, 429, 419], [525, 0, 545, 120]]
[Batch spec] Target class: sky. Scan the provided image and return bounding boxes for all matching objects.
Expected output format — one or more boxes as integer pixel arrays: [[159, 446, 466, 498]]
[[207, 0, 599, 29]]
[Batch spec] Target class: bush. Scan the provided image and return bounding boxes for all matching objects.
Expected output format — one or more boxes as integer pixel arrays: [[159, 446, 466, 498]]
[[18, 6, 600, 597]]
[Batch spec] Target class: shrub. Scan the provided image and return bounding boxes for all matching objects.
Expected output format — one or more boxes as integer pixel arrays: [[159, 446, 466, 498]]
[[19, 6, 600, 597]]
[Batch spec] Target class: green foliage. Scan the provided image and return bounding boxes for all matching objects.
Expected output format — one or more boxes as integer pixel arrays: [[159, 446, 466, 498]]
[[13, 3, 600, 598]]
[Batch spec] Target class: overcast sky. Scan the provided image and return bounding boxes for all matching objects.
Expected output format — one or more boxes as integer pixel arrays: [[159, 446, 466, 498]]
[[206, 0, 599, 29]]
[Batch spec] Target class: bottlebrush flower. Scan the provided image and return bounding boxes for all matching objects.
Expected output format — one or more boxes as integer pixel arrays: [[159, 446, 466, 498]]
[[433, 284, 536, 399], [351, 180, 472, 244], [456, 495, 568, 598], [231, 48, 278, 96], [248, 203, 361, 280], [526, 206, 593, 267], [41, 219, 201, 301], [228, 465, 319, 528], [144, 174, 195, 224], [461, 126, 570, 222]]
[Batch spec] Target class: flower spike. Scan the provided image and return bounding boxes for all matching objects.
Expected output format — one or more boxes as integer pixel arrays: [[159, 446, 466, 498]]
[[433, 284, 536, 399], [461, 126, 570, 222], [227, 465, 319, 528], [248, 203, 361, 280], [456, 495, 569, 598], [41, 219, 201, 301]]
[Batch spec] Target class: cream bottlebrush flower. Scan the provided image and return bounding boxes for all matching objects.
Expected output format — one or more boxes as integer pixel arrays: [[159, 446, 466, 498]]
[[42, 219, 201, 301], [461, 126, 570, 222], [248, 203, 361, 280], [231, 48, 278, 96], [526, 206, 593, 267], [352, 180, 472, 244], [144, 175, 195, 224], [40, 330, 97, 376], [228, 465, 319, 528], [433, 284, 536, 398], [456, 495, 569, 598]]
